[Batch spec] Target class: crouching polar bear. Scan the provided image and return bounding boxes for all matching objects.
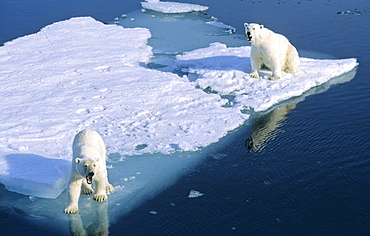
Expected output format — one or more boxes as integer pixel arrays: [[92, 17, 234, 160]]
[[64, 129, 114, 214], [244, 23, 299, 81]]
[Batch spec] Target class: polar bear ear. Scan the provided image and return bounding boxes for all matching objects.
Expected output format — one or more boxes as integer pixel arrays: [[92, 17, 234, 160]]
[[260, 25, 264, 29], [75, 158, 81, 163], [244, 23, 248, 27]]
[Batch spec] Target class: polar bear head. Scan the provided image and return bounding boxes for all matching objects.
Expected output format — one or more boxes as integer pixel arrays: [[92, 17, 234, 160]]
[[244, 23, 264, 42], [75, 158, 98, 184]]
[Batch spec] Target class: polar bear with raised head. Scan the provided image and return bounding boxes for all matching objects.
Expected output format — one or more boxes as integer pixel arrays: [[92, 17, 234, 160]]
[[64, 129, 114, 214], [244, 23, 299, 81]]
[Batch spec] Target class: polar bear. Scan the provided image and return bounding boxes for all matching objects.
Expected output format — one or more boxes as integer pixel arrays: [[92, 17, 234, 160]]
[[64, 129, 114, 214], [244, 23, 299, 80]]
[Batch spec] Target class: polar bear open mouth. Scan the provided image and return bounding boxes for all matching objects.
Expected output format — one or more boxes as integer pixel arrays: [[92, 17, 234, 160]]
[[86, 172, 94, 184]]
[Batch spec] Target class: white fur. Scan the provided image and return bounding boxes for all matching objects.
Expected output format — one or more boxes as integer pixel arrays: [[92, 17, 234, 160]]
[[244, 23, 299, 81], [64, 129, 114, 214]]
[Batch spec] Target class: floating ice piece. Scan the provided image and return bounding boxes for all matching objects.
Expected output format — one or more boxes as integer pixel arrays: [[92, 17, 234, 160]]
[[176, 42, 358, 112], [337, 10, 362, 15], [188, 190, 204, 198], [141, 0, 208, 13], [206, 21, 236, 33], [0, 154, 70, 198]]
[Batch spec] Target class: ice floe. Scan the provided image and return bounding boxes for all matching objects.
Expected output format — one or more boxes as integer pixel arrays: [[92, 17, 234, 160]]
[[176, 42, 358, 112], [141, 0, 208, 13], [0, 16, 247, 198]]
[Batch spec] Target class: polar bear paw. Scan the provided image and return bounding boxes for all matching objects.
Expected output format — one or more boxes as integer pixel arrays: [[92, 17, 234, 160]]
[[249, 72, 260, 78], [106, 184, 115, 193], [284, 68, 298, 74], [81, 186, 94, 195], [64, 205, 78, 214], [269, 76, 280, 81], [93, 193, 108, 202]]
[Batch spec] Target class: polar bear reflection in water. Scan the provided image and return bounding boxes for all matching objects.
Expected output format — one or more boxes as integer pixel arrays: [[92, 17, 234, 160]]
[[68, 200, 110, 236], [245, 104, 296, 152], [244, 23, 299, 81]]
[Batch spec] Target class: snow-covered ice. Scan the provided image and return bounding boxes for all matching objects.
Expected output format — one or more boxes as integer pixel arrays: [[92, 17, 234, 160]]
[[0, 1, 358, 231], [141, 0, 208, 13], [0, 16, 247, 198], [176, 42, 358, 112]]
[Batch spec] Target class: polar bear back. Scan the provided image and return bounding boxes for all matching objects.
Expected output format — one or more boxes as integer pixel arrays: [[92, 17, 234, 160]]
[[253, 28, 290, 57], [72, 129, 106, 161]]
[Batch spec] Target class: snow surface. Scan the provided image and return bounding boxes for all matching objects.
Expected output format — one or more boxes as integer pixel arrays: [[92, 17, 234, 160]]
[[0, 4, 357, 226], [141, 0, 208, 13]]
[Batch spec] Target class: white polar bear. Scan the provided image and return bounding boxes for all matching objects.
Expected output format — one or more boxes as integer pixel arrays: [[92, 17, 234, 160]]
[[64, 129, 114, 214], [244, 23, 299, 81]]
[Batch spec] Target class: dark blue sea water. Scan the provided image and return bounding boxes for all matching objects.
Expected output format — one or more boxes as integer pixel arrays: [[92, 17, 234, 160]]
[[1, 0, 370, 235]]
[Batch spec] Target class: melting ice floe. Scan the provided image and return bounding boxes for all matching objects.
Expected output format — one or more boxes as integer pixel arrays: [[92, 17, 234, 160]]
[[0, 1, 358, 232]]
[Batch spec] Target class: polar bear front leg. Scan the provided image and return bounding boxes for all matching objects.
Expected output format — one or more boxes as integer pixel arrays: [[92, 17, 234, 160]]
[[93, 176, 108, 202], [250, 56, 262, 79], [65, 178, 83, 214]]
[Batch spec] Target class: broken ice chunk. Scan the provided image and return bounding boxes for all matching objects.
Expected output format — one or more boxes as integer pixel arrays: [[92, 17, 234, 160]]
[[188, 190, 204, 198]]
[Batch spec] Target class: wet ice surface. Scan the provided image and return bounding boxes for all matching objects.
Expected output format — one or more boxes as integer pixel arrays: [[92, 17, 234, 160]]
[[0, 0, 358, 234]]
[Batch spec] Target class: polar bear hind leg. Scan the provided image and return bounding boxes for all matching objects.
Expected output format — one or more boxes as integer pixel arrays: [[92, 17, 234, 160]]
[[283, 44, 299, 74], [269, 56, 282, 81]]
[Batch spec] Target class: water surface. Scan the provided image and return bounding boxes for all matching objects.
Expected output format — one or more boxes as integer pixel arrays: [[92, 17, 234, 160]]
[[1, 0, 369, 235]]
